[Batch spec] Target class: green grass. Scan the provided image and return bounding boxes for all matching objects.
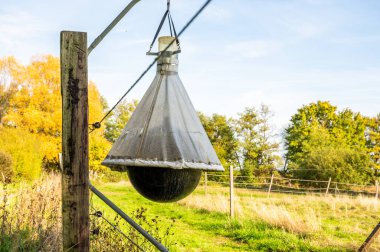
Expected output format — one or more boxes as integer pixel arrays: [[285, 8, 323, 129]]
[[91, 181, 376, 251]]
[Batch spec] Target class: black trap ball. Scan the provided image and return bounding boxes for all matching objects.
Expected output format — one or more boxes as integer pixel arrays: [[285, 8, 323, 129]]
[[127, 166, 202, 203]]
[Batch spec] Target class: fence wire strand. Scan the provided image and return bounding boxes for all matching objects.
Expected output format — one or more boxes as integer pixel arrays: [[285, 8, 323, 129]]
[[90, 204, 146, 252], [203, 174, 378, 196]]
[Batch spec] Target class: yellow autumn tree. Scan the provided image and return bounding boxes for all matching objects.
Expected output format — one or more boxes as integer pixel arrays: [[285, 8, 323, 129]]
[[1, 55, 110, 179], [88, 81, 111, 172]]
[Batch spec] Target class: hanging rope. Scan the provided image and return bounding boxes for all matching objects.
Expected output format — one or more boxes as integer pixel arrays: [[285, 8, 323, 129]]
[[89, 0, 212, 132]]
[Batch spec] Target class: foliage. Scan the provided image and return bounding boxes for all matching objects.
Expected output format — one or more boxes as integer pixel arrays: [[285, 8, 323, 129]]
[[90, 207, 176, 252], [0, 151, 13, 183], [0, 173, 61, 251], [365, 114, 380, 176], [198, 112, 239, 180], [0, 56, 21, 125], [0, 174, 176, 251], [0, 55, 110, 176], [198, 106, 280, 182], [284, 101, 338, 163], [288, 126, 373, 184], [236, 105, 281, 180], [284, 101, 372, 183], [89, 132, 112, 172], [104, 99, 138, 142], [3, 55, 61, 136], [0, 127, 42, 181]]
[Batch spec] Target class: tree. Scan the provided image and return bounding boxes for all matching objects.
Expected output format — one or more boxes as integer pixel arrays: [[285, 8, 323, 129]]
[[0, 127, 43, 181], [1, 55, 110, 175], [284, 101, 338, 164], [290, 125, 373, 184], [4, 55, 61, 135], [236, 105, 281, 180], [198, 112, 239, 180], [284, 101, 373, 183], [366, 114, 380, 176], [0, 56, 22, 125], [104, 100, 138, 142]]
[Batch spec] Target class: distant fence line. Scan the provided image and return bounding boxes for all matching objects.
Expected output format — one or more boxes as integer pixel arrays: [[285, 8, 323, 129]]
[[200, 172, 379, 199]]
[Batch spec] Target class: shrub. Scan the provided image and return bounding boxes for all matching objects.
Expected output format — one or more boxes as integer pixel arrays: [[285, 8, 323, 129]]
[[0, 127, 42, 181], [0, 151, 13, 183]]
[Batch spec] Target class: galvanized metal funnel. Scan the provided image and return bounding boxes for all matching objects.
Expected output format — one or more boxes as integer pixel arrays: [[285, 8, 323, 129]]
[[102, 36, 223, 202]]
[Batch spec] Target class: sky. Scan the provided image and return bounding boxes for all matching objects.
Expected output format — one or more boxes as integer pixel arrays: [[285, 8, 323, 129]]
[[1, 0, 379, 137]]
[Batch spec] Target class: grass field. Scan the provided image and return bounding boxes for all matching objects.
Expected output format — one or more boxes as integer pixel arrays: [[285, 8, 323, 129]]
[[92, 180, 380, 252], [0, 174, 379, 251]]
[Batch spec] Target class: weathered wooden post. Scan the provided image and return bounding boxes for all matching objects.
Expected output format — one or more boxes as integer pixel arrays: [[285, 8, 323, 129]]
[[204, 171, 208, 195], [229, 166, 234, 219], [375, 180, 379, 200], [61, 31, 90, 251], [325, 177, 331, 196], [267, 173, 274, 197]]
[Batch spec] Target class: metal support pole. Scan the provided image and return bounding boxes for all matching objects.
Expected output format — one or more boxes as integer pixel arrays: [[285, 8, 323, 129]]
[[89, 184, 169, 252], [61, 31, 89, 251], [88, 0, 141, 55], [358, 222, 380, 252]]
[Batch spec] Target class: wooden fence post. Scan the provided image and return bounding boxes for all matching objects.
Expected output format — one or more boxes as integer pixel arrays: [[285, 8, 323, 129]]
[[375, 181, 379, 200], [229, 166, 234, 219], [61, 31, 90, 252], [204, 172, 208, 195], [267, 173, 274, 197], [325, 177, 331, 196]]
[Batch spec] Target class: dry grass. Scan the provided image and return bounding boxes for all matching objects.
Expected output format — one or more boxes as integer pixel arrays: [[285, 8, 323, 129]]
[[179, 185, 379, 240], [0, 173, 62, 251], [0, 174, 175, 252]]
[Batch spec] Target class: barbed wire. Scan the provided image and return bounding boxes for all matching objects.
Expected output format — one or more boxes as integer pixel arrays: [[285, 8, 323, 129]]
[[90, 204, 146, 252], [205, 174, 375, 188], [199, 178, 378, 197]]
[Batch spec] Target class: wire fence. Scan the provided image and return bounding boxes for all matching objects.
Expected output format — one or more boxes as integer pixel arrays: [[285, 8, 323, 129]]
[[201, 173, 379, 198]]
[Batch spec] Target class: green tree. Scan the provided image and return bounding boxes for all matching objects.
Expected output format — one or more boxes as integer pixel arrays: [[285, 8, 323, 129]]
[[366, 114, 380, 176], [105, 100, 138, 142], [236, 105, 281, 180], [290, 125, 372, 184], [284, 101, 372, 183], [284, 101, 338, 164], [198, 112, 239, 180]]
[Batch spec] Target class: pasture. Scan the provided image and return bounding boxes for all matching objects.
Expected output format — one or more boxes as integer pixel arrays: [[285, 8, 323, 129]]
[[1, 174, 378, 251]]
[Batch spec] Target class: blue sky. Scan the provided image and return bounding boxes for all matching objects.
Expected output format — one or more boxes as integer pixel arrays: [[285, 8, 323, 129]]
[[1, 0, 379, 135]]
